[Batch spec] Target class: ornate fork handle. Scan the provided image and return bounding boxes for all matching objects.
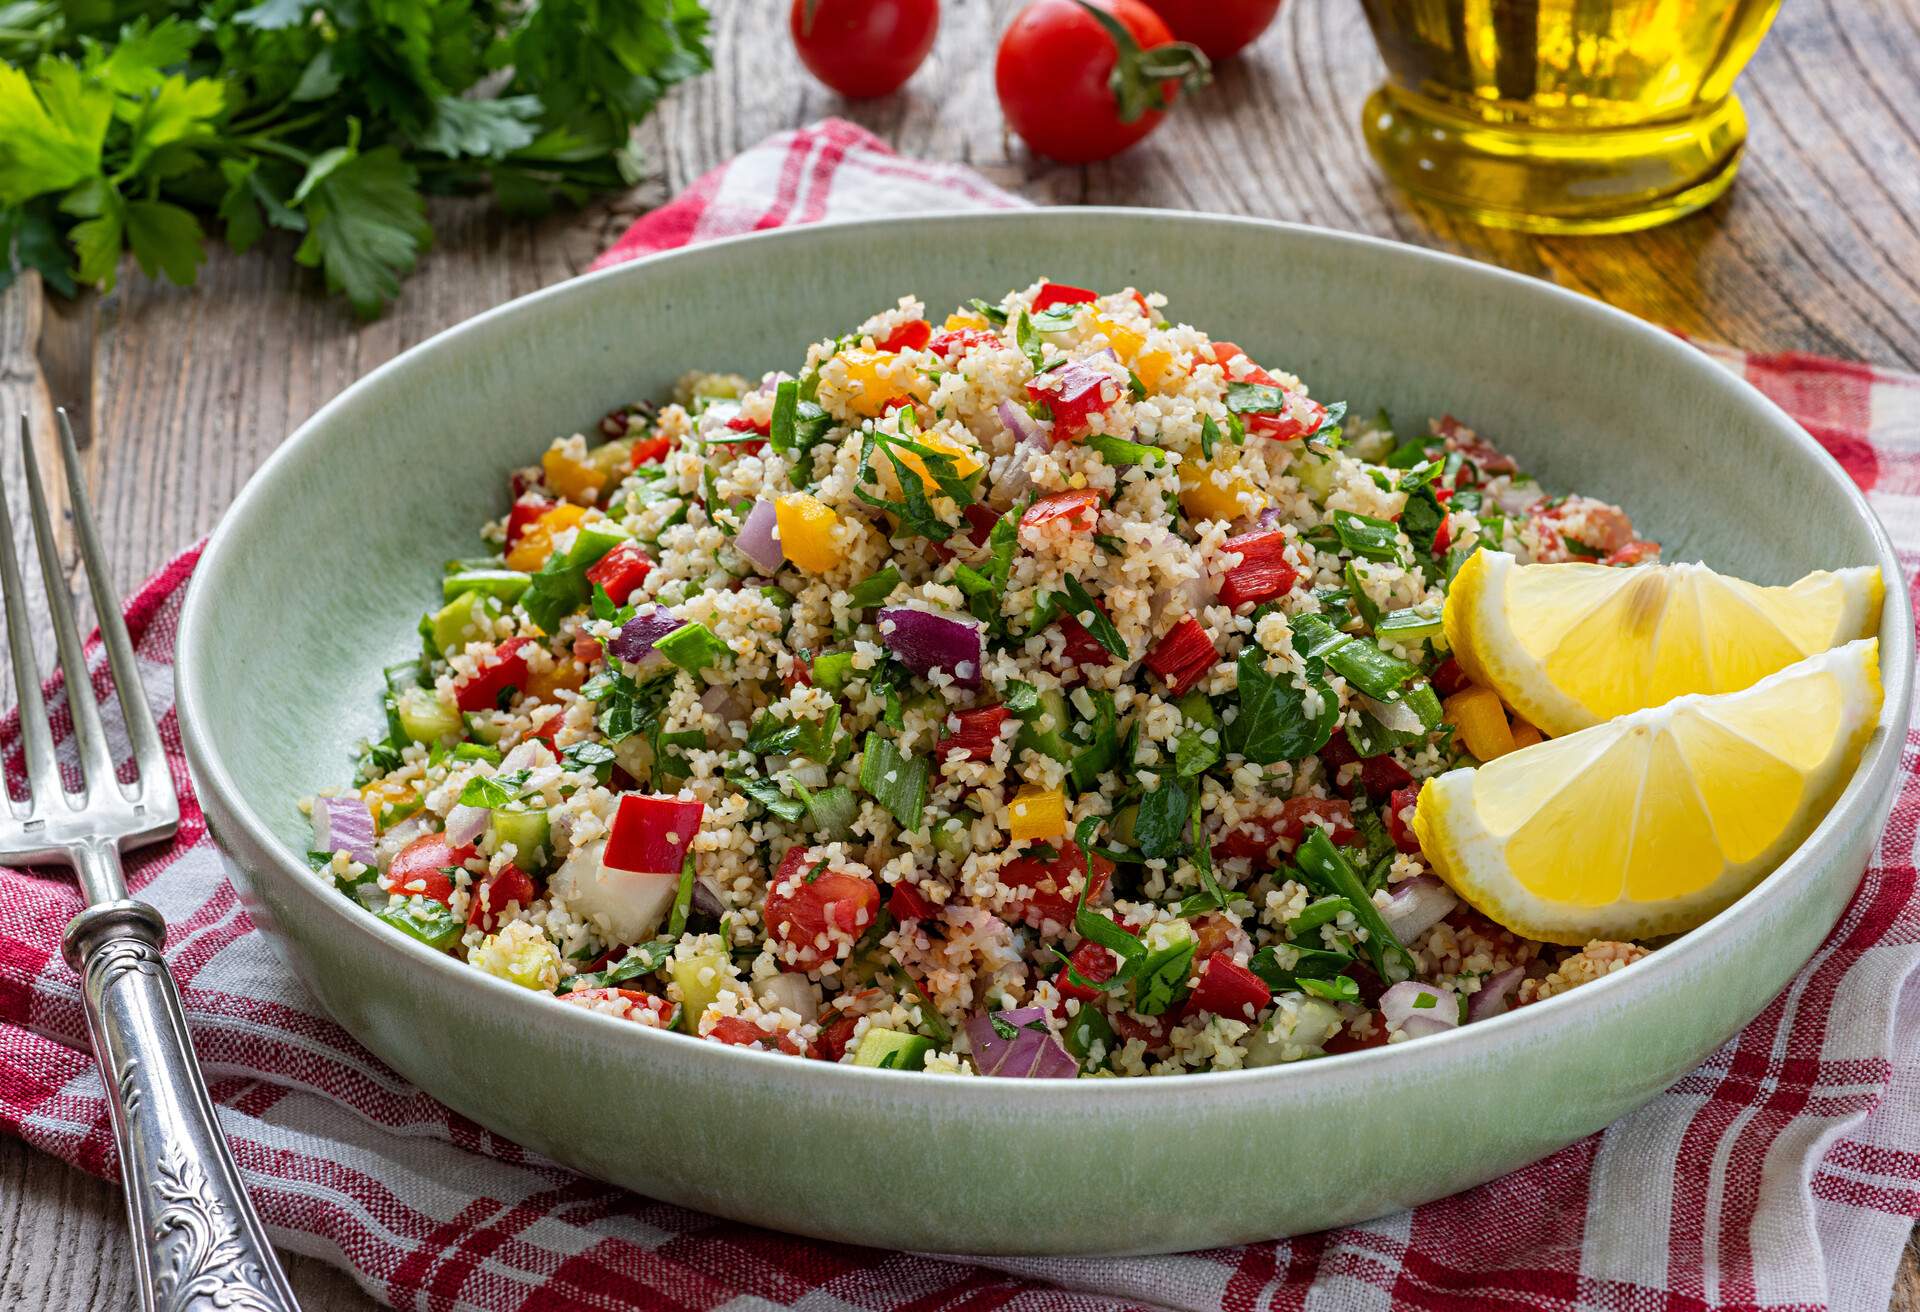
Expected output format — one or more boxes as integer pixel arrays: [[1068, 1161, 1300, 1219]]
[[64, 900, 301, 1312]]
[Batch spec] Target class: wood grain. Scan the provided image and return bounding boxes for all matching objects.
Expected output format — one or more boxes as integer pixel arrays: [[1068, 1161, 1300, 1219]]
[[3, 0, 1918, 1306]]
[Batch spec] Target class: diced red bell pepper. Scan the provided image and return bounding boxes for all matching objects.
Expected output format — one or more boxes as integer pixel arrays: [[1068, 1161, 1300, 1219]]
[[813, 1013, 860, 1062], [888, 881, 938, 921], [1026, 360, 1117, 441], [1110, 1008, 1173, 1053], [1322, 1013, 1391, 1053], [1183, 952, 1272, 1022], [940, 705, 1011, 762], [630, 434, 673, 465], [506, 497, 555, 546], [877, 319, 932, 353], [706, 1016, 769, 1047], [1386, 786, 1422, 854], [1142, 617, 1218, 696], [1605, 539, 1661, 567], [1215, 798, 1357, 864], [1021, 488, 1102, 533], [1431, 514, 1452, 555], [1431, 657, 1469, 697], [1217, 531, 1299, 608], [764, 844, 881, 970], [527, 705, 563, 751], [604, 793, 705, 875], [1056, 609, 1114, 670], [1033, 282, 1099, 312], [929, 503, 1005, 564], [930, 327, 1002, 361], [1000, 841, 1113, 932], [468, 863, 536, 932], [1128, 289, 1152, 319], [1210, 341, 1279, 387], [725, 414, 771, 437], [454, 637, 534, 712], [382, 833, 476, 905], [1055, 937, 1121, 1005], [584, 541, 654, 606]]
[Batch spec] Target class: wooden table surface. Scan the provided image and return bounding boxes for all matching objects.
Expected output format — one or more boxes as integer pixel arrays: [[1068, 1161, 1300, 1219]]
[[4, 0, 1919, 1306]]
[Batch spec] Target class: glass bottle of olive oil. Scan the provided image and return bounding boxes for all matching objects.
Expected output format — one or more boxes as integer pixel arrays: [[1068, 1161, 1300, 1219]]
[[1358, 0, 1784, 234]]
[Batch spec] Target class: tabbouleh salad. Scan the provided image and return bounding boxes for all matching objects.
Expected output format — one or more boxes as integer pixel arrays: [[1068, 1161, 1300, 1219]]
[[303, 279, 1660, 1077]]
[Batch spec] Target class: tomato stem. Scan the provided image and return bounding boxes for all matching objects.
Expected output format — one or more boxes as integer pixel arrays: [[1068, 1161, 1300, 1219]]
[[1069, 0, 1212, 123]]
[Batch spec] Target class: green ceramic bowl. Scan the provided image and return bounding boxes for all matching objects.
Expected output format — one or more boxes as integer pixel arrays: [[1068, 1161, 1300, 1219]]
[[176, 210, 1913, 1255]]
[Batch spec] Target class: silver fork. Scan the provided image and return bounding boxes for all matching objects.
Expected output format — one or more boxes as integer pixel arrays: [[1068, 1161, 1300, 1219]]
[[2, 410, 299, 1312]]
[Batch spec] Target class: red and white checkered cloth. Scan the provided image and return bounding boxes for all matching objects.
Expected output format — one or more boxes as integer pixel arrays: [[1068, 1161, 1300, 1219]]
[[8, 118, 1920, 1312]]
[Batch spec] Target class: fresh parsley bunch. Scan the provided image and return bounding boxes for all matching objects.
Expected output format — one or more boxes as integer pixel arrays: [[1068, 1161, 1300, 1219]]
[[0, 0, 711, 317]]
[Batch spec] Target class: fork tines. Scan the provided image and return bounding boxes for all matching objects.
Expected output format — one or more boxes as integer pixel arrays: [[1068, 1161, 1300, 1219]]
[[0, 410, 178, 869]]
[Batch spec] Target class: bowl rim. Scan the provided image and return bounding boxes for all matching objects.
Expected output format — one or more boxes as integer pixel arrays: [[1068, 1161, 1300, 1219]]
[[176, 206, 1916, 1099]]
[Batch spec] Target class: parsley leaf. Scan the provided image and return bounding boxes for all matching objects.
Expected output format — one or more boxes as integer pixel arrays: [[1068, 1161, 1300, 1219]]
[[858, 732, 928, 831], [1057, 575, 1127, 659], [1221, 648, 1338, 764]]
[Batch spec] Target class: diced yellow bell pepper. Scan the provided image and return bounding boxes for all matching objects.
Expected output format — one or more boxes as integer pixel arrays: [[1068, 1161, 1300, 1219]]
[[775, 493, 844, 573], [1179, 449, 1265, 524], [505, 503, 587, 572], [1090, 314, 1144, 363], [543, 447, 607, 505], [527, 659, 584, 703], [839, 348, 910, 418], [362, 777, 418, 832], [944, 311, 989, 331], [1008, 785, 1066, 842], [1509, 717, 1545, 750], [585, 437, 635, 484], [1134, 348, 1175, 391], [1444, 686, 1517, 761], [890, 430, 983, 494]]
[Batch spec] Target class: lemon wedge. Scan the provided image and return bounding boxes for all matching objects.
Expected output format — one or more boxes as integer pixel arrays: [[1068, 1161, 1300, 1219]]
[[1414, 638, 1882, 944], [1445, 550, 1881, 737]]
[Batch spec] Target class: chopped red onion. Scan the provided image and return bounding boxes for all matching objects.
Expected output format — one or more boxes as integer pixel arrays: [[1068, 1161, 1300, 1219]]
[[1467, 967, 1525, 1021], [1380, 874, 1459, 943], [1360, 692, 1428, 736], [878, 604, 985, 688], [611, 606, 683, 668], [691, 874, 728, 918], [311, 796, 375, 865], [444, 803, 491, 846], [996, 398, 1047, 449], [737, 498, 785, 575], [1380, 980, 1459, 1039], [965, 1006, 1079, 1078]]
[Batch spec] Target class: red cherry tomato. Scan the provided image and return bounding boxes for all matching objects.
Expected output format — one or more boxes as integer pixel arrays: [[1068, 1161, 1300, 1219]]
[[1139, 0, 1281, 61], [763, 845, 881, 970], [381, 833, 476, 905], [467, 863, 536, 933], [790, 0, 940, 99], [995, 0, 1209, 165]]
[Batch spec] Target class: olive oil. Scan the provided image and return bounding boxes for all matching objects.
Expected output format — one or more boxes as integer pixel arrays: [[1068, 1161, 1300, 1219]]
[[1359, 0, 1784, 233]]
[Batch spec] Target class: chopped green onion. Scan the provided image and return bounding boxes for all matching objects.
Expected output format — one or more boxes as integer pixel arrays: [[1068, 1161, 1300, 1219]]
[[1330, 509, 1402, 563], [653, 621, 732, 675], [858, 732, 928, 831]]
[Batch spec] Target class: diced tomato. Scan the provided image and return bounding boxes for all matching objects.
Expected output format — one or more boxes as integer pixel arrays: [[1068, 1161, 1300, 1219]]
[[783, 653, 814, 691], [1386, 785, 1422, 854], [764, 845, 881, 970], [1128, 289, 1152, 319], [584, 541, 654, 606], [1142, 616, 1218, 696], [506, 497, 555, 546], [1032, 282, 1099, 312], [1217, 531, 1298, 608], [527, 705, 562, 751], [1360, 755, 1413, 798], [572, 633, 603, 665], [1246, 395, 1328, 442], [1056, 610, 1114, 670], [629, 434, 673, 465], [558, 988, 678, 1026], [1026, 359, 1117, 441], [1055, 937, 1121, 1005], [888, 881, 938, 921], [1605, 539, 1661, 567], [1216, 798, 1356, 864], [1110, 1008, 1173, 1053], [706, 1016, 770, 1047], [814, 1013, 860, 1062], [1183, 952, 1271, 1022], [1436, 415, 1518, 476], [1189, 911, 1234, 961], [454, 637, 534, 712], [382, 833, 476, 905], [467, 863, 536, 932], [1210, 341, 1279, 387], [1318, 731, 1358, 772], [1000, 840, 1113, 931], [725, 414, 771, 437], [877, 319, 932, 353], [1431, 514, 1452, 555], [604, 793, 705, 875], [1431, 657, 1469, 698], [940, 705, 1011, 762], [1322, 1013, 1391, 1054], [1021, 488, 1102, 533], [930, 327, 1002, 361]]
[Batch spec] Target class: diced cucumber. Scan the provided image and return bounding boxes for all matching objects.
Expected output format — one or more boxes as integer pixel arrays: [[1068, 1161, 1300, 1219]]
[[670, 946, 736, 1034], [1293, 450, 1339, 503], [442, 569, 533, 604], [383, 659, 427, 695], [490, 805, 551, 867], [932, 816, 969, 860], [1111, 803, 1139, 847], [799, 784, 858, 840], [430, 590, 502, 656], [1177, 690, 1216, 731], [463, 711, 504, 744], [586, 436, 635, 482], [376, 899, 463, 950], [1243, 997, 1345, 1067], [396, 687, 461, 745], [1014, 687, 1074, 762], [852, 1027, 933, 1070], [810, 651, 854, 692]]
